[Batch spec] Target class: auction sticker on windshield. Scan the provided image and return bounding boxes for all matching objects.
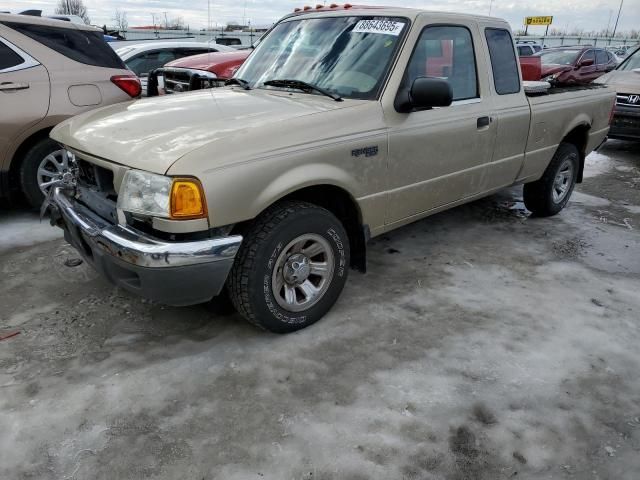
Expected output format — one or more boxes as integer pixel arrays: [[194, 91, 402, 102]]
[[352, 19, 405, 36]]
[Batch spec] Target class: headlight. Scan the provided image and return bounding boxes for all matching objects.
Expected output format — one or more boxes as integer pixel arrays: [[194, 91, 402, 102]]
[[117, 170, 207, 220], [118, 170, 172, 217], [541, 73, 558, 82]]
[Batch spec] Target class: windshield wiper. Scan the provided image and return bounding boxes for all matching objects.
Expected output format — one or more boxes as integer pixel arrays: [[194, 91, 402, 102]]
[[225, 78, 251, 90], [263, 79, 342, 102]]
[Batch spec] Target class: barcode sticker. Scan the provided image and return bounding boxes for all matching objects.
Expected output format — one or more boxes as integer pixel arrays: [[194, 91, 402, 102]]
[[352, 20, 405, 36]]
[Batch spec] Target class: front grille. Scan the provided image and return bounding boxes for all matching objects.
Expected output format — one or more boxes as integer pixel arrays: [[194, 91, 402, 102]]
[[161, 67, 225, 94], [75, 158, 118, 224], [77, 159, 116, 196], [616, 93, 640, 108]]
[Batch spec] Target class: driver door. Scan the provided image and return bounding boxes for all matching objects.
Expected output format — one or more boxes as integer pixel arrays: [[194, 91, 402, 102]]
[[385, 22, 497, 223]]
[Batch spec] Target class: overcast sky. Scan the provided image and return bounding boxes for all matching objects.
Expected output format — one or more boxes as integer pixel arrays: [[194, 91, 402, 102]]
[[4, 0, 638, 34]]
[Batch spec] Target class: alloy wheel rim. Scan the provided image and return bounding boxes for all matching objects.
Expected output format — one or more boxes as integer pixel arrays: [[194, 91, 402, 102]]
[[272, 233, 335, 313], [37, 149, 71, 195], [552, 157, 575, 204]]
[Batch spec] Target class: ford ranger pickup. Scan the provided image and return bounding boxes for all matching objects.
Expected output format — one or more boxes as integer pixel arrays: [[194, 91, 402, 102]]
[[46, 6, 615, 332]]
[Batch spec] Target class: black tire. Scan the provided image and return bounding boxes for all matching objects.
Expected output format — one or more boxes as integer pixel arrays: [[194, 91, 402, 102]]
[[227, 201, 350, 333], [19, 137, 62, 208], [523, 142, 580, 217]]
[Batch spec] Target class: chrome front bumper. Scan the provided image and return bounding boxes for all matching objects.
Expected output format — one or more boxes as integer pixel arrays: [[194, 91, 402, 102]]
[[51, 187, 242, 306]]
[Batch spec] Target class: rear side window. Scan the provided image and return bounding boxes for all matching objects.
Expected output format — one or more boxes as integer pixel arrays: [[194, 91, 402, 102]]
[[595, 50, 608, 65], [2, 22, 125, 69], [485, 28, 520, 95], [0, 41, 24, 70]]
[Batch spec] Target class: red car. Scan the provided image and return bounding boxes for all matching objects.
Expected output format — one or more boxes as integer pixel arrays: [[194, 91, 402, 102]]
[[147, 50, 251, 96], [535, 47, 617, 85]]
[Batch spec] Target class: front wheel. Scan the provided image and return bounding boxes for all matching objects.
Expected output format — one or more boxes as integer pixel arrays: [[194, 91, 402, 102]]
[[227, 201, 350, 333], [19, 138, 70, 208], [523, 142, 580, 217]]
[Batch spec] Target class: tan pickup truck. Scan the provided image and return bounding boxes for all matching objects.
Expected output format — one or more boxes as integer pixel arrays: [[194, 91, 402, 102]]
[[47, 7, 615, 332]]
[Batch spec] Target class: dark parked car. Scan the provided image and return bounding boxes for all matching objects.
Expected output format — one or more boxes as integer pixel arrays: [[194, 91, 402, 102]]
[[536, 47, 617, 85], [595, 46, 640, 141]]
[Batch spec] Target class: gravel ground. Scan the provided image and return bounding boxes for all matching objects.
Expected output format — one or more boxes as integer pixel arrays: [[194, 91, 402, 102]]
[[1, 140, 639, 480]]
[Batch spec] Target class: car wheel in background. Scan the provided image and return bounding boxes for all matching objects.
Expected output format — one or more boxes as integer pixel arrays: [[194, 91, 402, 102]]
[[523, 142, 580, 217], [227, 201, 350, 333], [19, 138, 69, 208]]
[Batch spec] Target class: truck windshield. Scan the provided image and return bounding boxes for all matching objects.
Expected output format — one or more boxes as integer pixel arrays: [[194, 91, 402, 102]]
[[234, 16, 408, 100], [539, 50, 580, 65], [619, 48, 640, 71]]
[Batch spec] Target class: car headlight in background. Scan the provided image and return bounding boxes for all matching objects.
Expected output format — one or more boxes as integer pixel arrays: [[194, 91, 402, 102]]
[[117, 170, 207, 220]]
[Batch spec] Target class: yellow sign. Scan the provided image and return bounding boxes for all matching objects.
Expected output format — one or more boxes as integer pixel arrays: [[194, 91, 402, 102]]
[[524, 16, 553, 26]]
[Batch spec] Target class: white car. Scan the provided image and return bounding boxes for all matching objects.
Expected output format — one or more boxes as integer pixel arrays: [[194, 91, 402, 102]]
[[114, 41, 235, 93]]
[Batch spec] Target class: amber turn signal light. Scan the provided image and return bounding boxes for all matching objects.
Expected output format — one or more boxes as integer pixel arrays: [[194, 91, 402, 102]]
[[170, 179, 207, 219]]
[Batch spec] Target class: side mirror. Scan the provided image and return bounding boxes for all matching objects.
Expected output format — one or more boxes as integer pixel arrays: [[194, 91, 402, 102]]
[[578, 58, 594, 67], [395, 77, 453, 113]]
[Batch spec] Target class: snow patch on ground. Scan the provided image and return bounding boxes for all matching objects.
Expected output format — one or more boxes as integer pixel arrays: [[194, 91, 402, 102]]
[[0, 211, 62, 253], [583, 151, 614, 178], [571, 191, 611, 207]]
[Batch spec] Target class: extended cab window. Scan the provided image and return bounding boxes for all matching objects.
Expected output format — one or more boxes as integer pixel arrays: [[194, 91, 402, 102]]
[[406, 25, 478, 101], [485, 28, 520, 95], [0, 40, 24, 70], [2, 22, 125, 69]]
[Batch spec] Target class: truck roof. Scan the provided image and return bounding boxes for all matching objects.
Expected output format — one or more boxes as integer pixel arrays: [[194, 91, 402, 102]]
[[286, 4, 506, 24]]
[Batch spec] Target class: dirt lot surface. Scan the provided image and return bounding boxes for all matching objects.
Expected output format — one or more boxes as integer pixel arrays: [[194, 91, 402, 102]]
[[1, 140, 639, 480]]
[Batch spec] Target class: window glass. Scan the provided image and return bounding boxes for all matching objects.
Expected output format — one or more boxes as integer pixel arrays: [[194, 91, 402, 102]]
[[179, 48, 211, 57], [485, 28, 520, 95], [2, 22, 125, 69], [540, 50, 581, 65], [517, 46, 529, 56], [0, 41, 24, 70], [595, 50, 608, 65], [237, 16, 407, 100], [126, 50, 178, 75], [619, 47, 640, 71], [406, 25, 478, 101], [580, 50, 595, 64]]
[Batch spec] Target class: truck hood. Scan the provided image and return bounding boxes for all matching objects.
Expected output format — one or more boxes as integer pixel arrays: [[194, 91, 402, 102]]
[[51, 88, 355, 174], [595, 69, 640, 93]]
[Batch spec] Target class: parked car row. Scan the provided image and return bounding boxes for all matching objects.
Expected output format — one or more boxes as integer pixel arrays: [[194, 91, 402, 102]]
[[113, 41, 235, 93]]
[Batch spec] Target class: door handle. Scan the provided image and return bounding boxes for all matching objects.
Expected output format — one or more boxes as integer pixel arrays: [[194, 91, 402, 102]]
[[0, 82, 30, 91], [477, 116, 491, 128]]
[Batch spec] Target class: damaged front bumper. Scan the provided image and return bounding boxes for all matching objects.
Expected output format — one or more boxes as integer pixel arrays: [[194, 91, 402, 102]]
[[51, 187, 242, 306]]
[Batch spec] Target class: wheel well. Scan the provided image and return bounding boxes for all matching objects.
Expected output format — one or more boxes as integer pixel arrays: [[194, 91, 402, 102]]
[[234, 185, 368, 273], [6, 127, 54, 193], [561, 124, 590, 183]]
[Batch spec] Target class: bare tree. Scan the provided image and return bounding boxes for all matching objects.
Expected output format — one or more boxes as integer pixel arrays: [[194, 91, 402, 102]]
[[55, 0, 90, 24], [112, 9, 128, 32], [167, 17, 185, 30]]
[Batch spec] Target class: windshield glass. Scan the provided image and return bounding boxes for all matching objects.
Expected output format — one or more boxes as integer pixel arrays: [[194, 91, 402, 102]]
[[234, 16, 408, 100], [619, 47, 640, 71], [539, 50, 580, 65]]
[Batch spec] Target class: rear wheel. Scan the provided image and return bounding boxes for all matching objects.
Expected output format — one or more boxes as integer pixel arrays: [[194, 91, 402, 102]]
[[227, 201, 350, 333], [523, 142, 579, 217], [19, 138, 68, 208]]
